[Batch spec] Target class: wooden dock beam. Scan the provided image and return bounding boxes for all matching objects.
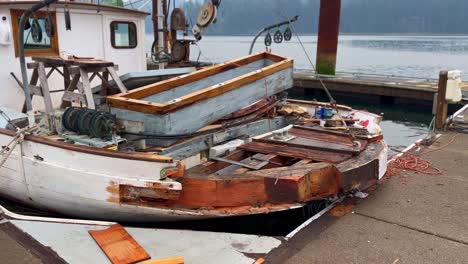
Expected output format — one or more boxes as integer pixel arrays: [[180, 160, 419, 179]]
[[316, 0, 341, 75], [435, 71, 448, 130]]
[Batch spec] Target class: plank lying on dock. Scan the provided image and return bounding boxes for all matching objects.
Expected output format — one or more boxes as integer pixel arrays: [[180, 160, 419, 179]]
[[89, 224, 150, 264]]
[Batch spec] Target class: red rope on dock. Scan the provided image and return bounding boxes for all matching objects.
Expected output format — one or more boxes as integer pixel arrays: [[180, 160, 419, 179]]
[[385, 156, 442, 177], [385, 134, 458, 177]]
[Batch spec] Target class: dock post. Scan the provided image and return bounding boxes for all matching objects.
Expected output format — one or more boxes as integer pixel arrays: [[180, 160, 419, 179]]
[[435, 71, 448, 130], [316, 0, 341, 75]]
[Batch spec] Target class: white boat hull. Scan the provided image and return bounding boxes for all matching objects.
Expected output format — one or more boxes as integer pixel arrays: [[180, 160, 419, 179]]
[[0, 133, 212, 222]]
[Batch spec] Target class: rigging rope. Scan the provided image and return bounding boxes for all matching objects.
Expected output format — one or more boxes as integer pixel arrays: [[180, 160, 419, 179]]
[[273, 13, 358, 144], [0, 126, 37, 169]]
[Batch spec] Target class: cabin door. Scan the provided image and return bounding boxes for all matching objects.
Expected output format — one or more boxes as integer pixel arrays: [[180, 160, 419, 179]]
[[103, 16, 145, 75]]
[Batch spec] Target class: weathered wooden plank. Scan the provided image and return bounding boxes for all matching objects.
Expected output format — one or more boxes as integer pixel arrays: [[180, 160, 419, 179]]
[[143, 60, 265, 104], [142, 257, 184, 264], [248, 163, 341, 203], [120, 52, 268, 99], [79, 68, 96, 109], [254, 134, 362, 154], [107, 66, 128, 93], [175, 176, 267, 208], [62, 91, 86, 104], [22, 69, 39, 113], [239, 141, 352, 163], [37, 62, 54, 116], [29, 85, 43, 96], [89, 224, 150, 264]]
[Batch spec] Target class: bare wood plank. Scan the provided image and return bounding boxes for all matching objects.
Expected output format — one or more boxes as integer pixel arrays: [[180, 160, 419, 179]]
[[46, 67, 55, 78], [142, 257, 184, 264], [120, 52, 268, 99], [248, 162, 341, 203], [62, 91, 86, 104], [100, 71, 109, 105], [38, 62, 54, 115], [107, 66, 128, 93], [29, 85, 43, 96], [68, 65, 119, 75], [89, 72, 98, 82], [107, 97, 166, 113], [89, 224, 150, 264], [60, 73, 81, 108], [239, 141, 352, 163], [79, 68, 96, 109], [22, 69, 39, 113]]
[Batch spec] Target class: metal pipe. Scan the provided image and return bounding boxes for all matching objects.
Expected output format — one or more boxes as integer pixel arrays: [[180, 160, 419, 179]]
[[18, 0, 58, 126], [248, 15, 299, 55]]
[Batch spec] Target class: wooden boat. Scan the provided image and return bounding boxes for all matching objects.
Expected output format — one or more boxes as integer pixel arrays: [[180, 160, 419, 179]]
[[0, 52, 387, 222], [0, 0, 388, 226]]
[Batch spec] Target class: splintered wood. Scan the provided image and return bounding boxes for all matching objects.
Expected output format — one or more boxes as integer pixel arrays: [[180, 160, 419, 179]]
[[89, 224, 150, 264]]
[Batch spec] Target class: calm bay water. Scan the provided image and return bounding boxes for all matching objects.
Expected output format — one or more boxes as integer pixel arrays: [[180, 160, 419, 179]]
[[146, 34, 468, 154]]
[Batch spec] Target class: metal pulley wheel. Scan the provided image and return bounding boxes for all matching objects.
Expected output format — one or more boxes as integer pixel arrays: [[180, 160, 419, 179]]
[[45, 14, 55, 38], [264, 32, 272, 47], [171, 41, 187, 63], [284, 27, 292, 41], [62, 107, 81, 132], [196, 2, 216, 28], [76, 109, 95, 135], [274, 30, 283, 44], [171, 8, 186, 31], [31, 18, 42, 43], [89, 112, 116, 139]]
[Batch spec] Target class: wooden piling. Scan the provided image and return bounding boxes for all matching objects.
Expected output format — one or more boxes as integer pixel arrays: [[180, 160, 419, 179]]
[[435, 71, 448, 130], [316, 0, 341, 75]]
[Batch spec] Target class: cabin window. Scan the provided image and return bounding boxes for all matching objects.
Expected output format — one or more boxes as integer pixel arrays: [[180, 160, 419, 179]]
[[110, 21, 137, 49], [10, 10, 59, 57]]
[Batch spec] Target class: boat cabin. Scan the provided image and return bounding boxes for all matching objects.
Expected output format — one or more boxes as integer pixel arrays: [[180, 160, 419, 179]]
[[0, 0, 148, 111]]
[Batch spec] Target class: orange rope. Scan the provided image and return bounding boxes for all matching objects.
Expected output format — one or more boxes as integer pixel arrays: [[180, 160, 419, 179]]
[[385, 156, 442, 177], [385, 134, 457, 177]]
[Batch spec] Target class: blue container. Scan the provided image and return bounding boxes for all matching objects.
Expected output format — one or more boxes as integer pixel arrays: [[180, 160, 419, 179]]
[[323, 107, 333, 119], [315, 107, 323, 119]]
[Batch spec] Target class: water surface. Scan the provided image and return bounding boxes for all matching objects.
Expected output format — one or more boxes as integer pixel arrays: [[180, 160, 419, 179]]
[[146, 34, 467, 154]]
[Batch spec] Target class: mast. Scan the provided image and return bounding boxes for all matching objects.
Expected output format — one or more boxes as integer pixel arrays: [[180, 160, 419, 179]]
[[153, 0, 166, 69]]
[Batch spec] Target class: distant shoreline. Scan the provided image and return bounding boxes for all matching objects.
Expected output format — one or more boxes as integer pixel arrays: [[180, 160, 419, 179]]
[[145, 32, 468, 37]]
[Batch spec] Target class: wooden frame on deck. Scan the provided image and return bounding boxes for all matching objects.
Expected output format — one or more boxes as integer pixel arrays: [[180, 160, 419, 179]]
[[107, 52, 293, 114]]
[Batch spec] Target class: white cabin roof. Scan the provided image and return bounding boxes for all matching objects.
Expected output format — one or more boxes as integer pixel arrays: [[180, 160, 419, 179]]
[[0, 0, 149, 16]]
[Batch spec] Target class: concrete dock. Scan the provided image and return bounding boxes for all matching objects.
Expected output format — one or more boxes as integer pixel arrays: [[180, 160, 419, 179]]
[[294, 70, 468, 104], [266, 120, 468, 263]]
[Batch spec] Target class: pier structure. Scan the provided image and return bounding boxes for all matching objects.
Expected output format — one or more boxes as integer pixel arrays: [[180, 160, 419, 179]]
[[293, 70, 468, 106]]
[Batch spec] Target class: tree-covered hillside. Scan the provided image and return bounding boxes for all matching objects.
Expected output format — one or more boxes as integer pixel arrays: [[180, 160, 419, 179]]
[[140, 0, 468, 34]]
